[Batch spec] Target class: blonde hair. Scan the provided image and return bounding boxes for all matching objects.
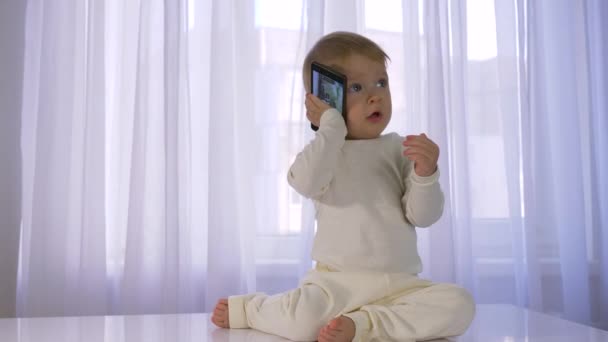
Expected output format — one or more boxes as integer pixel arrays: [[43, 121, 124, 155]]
[[302, 31, 390, 92]]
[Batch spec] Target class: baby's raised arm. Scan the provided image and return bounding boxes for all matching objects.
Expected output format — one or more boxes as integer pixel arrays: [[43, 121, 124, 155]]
[[401, 134, 444, 227], [401, 168, 444, 227], [287, 100, 346, 199]]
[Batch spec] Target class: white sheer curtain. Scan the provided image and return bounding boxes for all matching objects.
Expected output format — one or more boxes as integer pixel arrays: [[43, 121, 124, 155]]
[[16, 0, 308, 317], [400, 0, 608, 329], [399, 0, 608, 329], [4, 0, 607, 330]]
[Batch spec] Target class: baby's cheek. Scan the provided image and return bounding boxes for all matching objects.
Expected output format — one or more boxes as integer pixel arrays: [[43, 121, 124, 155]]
[[346, 103, 363, 119]]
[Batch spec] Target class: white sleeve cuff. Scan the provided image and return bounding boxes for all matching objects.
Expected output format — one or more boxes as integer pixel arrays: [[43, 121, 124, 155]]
[[410, 167, 440, 185], [319, 108, 347, 136]]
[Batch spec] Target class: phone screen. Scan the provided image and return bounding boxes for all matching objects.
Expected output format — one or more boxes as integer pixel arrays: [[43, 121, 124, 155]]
[[312, 70, 344, 114]]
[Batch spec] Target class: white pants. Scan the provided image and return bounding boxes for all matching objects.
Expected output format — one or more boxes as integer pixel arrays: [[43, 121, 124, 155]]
[[228, 266, 475, 342]]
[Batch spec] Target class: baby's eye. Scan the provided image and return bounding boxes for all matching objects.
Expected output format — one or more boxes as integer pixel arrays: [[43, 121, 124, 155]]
[[376, 79, 388, 88], [348, 83, 363, 93]]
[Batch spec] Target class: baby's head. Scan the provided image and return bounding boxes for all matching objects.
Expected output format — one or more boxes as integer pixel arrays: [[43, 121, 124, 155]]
[[303, 32, 392, 139]]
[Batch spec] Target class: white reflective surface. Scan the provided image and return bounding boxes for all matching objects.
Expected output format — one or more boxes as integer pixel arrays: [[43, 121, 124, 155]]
[[0, 305, 606, 341]]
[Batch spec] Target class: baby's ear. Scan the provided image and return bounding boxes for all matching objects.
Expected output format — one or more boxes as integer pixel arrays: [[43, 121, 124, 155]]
[[303, 76, 311, 94]]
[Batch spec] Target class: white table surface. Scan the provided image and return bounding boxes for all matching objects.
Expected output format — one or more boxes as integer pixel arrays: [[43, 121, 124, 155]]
[[1, 304, 607, 341]]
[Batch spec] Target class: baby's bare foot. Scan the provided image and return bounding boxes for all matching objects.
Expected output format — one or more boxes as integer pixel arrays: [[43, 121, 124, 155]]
[[211, 298, 230, 328], [318, 316, 356, 342]]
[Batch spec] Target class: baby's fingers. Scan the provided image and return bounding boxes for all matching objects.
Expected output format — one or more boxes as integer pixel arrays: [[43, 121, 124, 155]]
[[306, 93, 324, 105], [310, 93, 333, 107], [403, 146, 433, 159]]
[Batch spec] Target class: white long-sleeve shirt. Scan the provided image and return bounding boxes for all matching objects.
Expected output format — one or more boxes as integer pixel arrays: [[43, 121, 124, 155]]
[[288, 109, 444, 274]]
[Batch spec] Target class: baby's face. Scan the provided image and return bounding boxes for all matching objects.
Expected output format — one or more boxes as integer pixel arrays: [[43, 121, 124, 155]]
[[327, 54, 392, 139]]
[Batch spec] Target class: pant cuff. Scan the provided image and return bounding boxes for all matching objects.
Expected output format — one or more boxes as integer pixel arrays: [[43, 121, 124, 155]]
[[228, 294, 256, 329], [344, 311, 371, 342]]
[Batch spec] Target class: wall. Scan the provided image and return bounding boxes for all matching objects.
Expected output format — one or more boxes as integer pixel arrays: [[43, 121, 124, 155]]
[[0, 0, 26, 317]]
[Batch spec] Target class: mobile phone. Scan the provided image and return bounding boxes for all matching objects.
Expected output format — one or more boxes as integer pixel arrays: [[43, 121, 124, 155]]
[[310, 62, 347, 131]]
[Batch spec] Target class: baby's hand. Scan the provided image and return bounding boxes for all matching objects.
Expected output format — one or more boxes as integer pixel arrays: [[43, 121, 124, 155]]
[[402, 133, 439, 177], [305, 93, 332, 128]]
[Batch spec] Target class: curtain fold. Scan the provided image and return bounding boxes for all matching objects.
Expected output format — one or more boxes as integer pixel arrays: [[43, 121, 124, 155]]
[[4, 0, 607, 330], [19, 0, 108, 316], [585, 0, 608, 328], [527, 0, 592, 324], [206, 0, 257, 306]]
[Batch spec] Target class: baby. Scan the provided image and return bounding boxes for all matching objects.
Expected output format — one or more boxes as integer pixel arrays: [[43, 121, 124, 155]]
[[212, 31, 475, 342]]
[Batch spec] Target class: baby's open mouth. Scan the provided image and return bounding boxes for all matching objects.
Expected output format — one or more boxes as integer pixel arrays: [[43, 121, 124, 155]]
[[367, 111, 382, 122]]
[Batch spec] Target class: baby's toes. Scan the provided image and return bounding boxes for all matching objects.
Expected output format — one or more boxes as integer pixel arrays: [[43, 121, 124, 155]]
[[213, 306, 225, 316], [211, 314, 222, 327], [318, 325, 336, 342]]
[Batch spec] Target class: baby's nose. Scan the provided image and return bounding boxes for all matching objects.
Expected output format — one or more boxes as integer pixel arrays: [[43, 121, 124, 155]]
[[368, 94, 381, 104]]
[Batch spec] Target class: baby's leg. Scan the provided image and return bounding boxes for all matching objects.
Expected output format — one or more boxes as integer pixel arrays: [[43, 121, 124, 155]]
[[211, 298, 229, 328], [228, 284, 337, 341], [345, 283, 475, 341]]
